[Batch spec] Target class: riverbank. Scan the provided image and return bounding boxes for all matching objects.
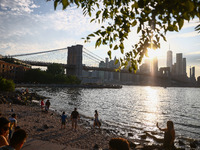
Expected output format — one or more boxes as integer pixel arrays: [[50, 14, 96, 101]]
[[15, 83, 122, 89], [0, 90, 199, 149]]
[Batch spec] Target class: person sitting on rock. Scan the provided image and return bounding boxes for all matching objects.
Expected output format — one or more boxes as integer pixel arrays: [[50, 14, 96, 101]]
[[0, 117, 10, 147], [157, 121, 175, 149], [109, 138, 130, 150], [0, 129, 27, 150]]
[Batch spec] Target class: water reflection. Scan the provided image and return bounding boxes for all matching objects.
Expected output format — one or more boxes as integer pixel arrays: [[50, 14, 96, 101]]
[[143, 87, 160, 125]]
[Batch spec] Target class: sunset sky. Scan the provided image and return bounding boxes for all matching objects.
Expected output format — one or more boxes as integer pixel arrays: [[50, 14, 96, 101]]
[[0, 0, 200, 78]]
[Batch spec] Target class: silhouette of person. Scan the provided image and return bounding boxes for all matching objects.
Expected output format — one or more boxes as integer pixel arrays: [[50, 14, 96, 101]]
[[40, 99, 45, 111], [45, 100, 51, 112], [157, 121, 175, 149], [0, 129, 27, 150], [70, 108, 80, 131], [0, 117, 10, 147], [93, 110, 101, 129], [109, 138, 130, 150], [8, 113, 17, 139], [61, 112, 67, 129]]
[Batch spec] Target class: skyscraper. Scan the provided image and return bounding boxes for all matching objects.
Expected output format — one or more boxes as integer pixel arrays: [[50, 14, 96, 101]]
[[183, 58, 186, 76], [176, 53, 183, 75], [151, 57, 158, 76], [167, 50, 173, 71]]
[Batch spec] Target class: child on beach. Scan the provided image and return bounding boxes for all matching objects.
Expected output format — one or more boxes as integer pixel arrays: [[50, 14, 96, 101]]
[[93, 110, 101, 129], [61, 112, 67, 129], [40, 99, 45, 111], [157, 121, 175, 149]]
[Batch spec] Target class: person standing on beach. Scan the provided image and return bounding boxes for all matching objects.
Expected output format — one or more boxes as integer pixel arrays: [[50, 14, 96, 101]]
[[61, 112, 67, 129], [0, 117, 10, 147], [70, 108, 80, 131], [93, 110, 101, 129], [8, 113, 17, 140], [40, 99, 45, 111], [45, 100, 51, 112], [157, 121, 175, 149], [0, 129, 27, 150]]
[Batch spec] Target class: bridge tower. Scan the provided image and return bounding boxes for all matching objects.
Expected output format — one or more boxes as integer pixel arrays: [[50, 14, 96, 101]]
[[67, 45, 83, 79]]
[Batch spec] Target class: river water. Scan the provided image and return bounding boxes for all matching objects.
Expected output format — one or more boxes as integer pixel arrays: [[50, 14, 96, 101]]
[[28, 86, 200, 146]]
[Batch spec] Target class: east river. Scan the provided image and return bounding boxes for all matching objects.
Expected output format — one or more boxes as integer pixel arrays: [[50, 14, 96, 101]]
[[28, 86, 200, 147]]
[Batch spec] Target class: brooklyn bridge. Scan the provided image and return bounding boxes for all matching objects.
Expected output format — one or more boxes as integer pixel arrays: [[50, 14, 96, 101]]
[[4, 44, 181, 86]]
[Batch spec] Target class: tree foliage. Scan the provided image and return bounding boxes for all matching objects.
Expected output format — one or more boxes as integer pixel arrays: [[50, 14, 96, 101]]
[[50, 0, 200, 72], [46, 63, 65, 75], [0, 77, 15, 92], [23, 69, 81, 84]]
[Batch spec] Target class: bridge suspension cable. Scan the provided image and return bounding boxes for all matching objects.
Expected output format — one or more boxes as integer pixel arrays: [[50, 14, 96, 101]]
[[10, 47, 68, 57], [83, 48, 104, 62], [83, 51, 101, 63]]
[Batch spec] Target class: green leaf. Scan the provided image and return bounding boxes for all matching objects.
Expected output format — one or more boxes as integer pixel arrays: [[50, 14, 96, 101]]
[[88, 34, 95, 37], [95, 38, 101, 48], [137, 26, 141, 33], [107, 50, 112, 59], [115, 59, 119, 65], [90, 18, 95, 23], [114, 45, 118, 50], [96, 10, 101, 18], [62, 0, 69, 10], [131, 20, 137, 26], [54, 0, 59, 10], [178, 19, 184, 30]]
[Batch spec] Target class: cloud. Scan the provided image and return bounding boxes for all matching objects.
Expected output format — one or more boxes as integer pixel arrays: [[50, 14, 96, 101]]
[[186, 51, 200, 55], [0, 0, 39, 15], [182, 18, 200, 29]]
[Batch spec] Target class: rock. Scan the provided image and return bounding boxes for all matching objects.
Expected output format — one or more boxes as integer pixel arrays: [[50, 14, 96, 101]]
[[127, 140, 136, 149], [128, 133, 133, 137], [140, 134, 147, 139], [190, 140, 198, 148], [37, 128, 45, 131], [178, 140, 185, 146], [43, 124, 49, 129]]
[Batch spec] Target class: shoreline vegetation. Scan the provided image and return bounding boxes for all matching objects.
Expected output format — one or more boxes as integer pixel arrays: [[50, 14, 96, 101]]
[[0, 90, 199, 150], [15, 83, 200, 89]]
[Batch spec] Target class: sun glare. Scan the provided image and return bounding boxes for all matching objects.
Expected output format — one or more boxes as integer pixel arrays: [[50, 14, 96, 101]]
[[147, 49, 159, 59]]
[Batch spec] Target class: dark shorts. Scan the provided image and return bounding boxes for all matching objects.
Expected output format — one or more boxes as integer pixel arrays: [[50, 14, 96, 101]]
[[72, 118, 78, 124], [62, 121, 66, 125]]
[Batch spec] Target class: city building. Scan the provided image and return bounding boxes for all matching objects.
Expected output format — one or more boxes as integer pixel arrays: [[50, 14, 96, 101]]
[[0, 60, 30, 82], [182, 58, 187, 76], [176, 53, 183, 75], [151, 57, 158, 76], [167, 50, 173, 71]]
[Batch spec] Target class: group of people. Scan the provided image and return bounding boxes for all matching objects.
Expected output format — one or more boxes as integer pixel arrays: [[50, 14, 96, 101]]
[[60, 108, 101, 131], [61, 108, 80, 131], [0, 116, 27, 150], [40, 98, 175, 150], [40, 99, 51, 112]]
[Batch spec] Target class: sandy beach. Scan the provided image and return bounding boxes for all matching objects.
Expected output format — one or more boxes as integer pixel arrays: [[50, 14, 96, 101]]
[[0, 103, 130, 150]]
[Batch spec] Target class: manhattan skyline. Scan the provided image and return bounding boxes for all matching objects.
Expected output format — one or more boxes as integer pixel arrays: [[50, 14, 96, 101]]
[[0, 0, 199, 77]]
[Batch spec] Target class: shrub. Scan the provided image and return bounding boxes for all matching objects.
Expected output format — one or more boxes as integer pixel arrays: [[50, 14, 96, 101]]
[[0, 77, 15, 91]]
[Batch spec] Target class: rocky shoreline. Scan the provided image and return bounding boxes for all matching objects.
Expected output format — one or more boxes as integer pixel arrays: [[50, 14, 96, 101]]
[[0, 90, 199, 149]]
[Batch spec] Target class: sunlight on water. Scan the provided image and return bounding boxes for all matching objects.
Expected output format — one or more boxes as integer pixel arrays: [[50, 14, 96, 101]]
[[143, 87, 160, 125]]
